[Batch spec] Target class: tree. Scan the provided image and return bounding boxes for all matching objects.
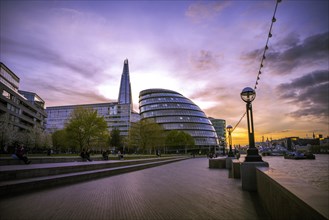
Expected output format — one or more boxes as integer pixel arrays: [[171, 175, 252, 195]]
[[109, 128, 122, 151], [0, 114, 15, 153], [128, 122, 141, 153], [65, 107, 108, 152], [16, 128, 34, 150], [52, 129, 69, 153], [165, 130, 195, 154], [128, 119, 165, 154]]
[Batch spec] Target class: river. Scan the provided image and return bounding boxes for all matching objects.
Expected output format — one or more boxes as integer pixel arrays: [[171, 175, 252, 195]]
[[260, 154, 329, 193]]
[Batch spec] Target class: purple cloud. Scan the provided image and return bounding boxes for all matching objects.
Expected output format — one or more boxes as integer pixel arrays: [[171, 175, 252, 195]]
[[277, 70, 329, 120]]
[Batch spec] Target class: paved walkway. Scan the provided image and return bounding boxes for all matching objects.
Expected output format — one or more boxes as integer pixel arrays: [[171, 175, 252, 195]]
[[0, 158, 269, 220]]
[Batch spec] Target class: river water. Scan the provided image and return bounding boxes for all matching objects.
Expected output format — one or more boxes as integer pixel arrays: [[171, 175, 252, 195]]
[[260, 154, 329, 193]]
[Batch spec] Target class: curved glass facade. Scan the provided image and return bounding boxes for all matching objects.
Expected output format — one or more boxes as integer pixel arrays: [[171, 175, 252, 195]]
[[139, 89, 218, 146]]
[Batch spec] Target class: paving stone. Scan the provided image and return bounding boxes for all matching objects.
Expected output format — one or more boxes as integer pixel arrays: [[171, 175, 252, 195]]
[[0, 158, 269, 220]]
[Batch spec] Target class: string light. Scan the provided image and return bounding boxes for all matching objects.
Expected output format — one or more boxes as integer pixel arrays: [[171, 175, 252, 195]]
[[232, 0, 281, 133]]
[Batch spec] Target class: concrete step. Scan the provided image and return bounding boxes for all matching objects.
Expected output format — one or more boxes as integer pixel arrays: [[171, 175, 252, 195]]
[[0, 157, 187, 197], [0, 157, 183, 181], [0, 155, 159, 165]]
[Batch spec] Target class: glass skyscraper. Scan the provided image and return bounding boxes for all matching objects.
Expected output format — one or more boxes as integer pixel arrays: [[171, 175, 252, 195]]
[[45, 59, 139, 136], [139, 88, 218, 147], [209, 117, 226, 147]]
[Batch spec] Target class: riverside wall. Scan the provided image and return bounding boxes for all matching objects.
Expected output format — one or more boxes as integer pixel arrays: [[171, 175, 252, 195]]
[[256, 167, 328, 220]]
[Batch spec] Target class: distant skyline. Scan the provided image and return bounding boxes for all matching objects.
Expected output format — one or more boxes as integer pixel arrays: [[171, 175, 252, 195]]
[[1, 0, 328, 145]]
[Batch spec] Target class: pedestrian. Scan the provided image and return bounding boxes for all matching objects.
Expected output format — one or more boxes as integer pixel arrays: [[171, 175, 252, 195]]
[[15, 144, 31, 164]]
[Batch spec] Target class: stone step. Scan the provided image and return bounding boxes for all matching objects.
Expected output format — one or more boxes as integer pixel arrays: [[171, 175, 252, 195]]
[[0, 157, 187, 197], [0, 157, 180, 181], [0, 155, 159, 165]]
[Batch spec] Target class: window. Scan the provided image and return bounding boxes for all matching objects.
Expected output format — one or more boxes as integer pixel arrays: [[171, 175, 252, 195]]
[[2, 90, 10, 99]]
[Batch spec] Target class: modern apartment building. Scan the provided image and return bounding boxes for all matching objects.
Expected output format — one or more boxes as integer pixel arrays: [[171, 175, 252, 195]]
[[0, 62, 47, 132], [139, 88, 218, 147], [45, 59, 139, 136]]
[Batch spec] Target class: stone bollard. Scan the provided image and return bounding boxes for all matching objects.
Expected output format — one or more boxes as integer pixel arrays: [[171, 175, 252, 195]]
[[231, 159, 241, 179], [241, 161, 269, 191], [225, 156, 234, 170], [209, 158, 226, 169]]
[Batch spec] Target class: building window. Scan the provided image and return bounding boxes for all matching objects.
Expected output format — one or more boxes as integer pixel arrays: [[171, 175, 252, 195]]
[[2, 90, 10, 99]]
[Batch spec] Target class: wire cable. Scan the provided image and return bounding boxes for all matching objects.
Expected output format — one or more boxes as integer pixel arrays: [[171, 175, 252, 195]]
[[232, 0, 282, 133]]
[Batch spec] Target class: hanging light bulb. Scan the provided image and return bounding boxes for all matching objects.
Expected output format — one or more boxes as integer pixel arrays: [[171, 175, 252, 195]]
[[263, 55, 266, 59], [269, 33, 273, 38], [259, 71, 262, 74], [265, 45, 269, 50], [272, 17, 277, 22]]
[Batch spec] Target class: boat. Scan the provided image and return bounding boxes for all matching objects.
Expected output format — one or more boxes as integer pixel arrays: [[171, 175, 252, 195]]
[[284, 151, 316, 160], [259, 145, 287, 156]]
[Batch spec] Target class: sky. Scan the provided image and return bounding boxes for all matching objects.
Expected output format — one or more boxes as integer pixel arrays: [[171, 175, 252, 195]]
[[1, 0, 328, 145]]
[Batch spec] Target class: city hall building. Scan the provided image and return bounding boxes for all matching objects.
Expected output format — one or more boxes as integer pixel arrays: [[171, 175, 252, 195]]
[[139, 88, 219, 147], [45, 59, 140, 136]]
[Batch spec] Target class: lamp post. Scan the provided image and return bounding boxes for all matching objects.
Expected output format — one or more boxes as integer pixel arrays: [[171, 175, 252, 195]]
[[240, 87, 262, 162], [222, 137, 226, 156], [226, 125, 234, 157]]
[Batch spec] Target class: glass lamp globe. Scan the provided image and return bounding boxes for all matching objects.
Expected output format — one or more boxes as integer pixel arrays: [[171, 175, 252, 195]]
[[241, 87, 256, 103], [226, 125, 233, 132]]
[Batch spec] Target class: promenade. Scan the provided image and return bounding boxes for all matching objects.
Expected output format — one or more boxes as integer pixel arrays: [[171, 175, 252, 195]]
[[0, 158, 269, 220]]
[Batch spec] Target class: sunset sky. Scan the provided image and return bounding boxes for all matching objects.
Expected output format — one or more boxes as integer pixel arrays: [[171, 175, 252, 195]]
[[1, 0, 328, 145]]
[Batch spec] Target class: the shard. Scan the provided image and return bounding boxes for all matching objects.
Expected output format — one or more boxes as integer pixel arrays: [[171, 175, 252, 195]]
[[118, 59, 133, 110]]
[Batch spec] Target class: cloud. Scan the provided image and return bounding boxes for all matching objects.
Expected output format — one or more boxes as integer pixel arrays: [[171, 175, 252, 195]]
[[243, 32, 329, 75], [35, 83, 112, 107], [275, 32, 301, 49], [185, 1, 230, 23], [276, 70, 329, 120], [0, 37, 105, 80], [0, 35, 117, 106], [189, 50, 221, 71]]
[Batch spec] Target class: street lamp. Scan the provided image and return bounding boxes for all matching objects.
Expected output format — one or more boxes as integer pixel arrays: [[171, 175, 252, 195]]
[[240, 87, 262, 162], [226, 125, 234, 157]]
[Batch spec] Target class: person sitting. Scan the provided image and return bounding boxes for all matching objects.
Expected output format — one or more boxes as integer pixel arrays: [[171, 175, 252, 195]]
[[102, 150, 109, 160], [15, 144, 31, 164], [80, 148, 92, 161], [117, 150, 124, 160]]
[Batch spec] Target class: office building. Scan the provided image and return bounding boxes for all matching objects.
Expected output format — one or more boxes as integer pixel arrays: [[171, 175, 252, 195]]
[[209, 117, 226, 146]]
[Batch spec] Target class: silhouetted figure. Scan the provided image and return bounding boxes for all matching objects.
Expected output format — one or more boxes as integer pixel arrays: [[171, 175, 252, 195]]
[[15, 144, 31, 164], [118, 151, 124, 160], [80, 148, 92, 161], [102, 150, 109, 160]]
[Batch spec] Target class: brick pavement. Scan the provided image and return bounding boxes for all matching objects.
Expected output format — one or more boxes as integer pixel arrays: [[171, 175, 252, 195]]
[[0, 158, 269, 220]]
